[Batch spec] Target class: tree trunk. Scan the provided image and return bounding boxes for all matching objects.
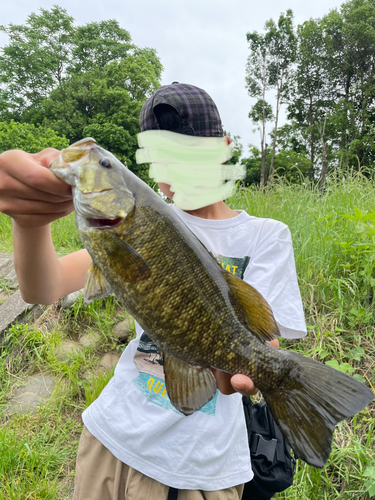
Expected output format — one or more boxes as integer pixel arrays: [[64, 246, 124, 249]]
[[318, 142, 328, 190], [268, 84, 282, 182], [260, 146, 267, 188]]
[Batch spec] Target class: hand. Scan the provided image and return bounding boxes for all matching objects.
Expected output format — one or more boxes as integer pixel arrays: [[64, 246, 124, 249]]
[[212, 369, 258, 397], [0, 148, 74, 228], [212, 338, 280, 397]]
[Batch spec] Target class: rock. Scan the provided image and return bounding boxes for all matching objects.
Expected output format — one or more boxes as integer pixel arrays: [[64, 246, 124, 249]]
[[113, 317, 135, 342], [0, 290, 40, 338], [98, 352, 121, 371], [79, 331, 101, 348], [61, 289, 84, 309], [0, 290, 9, 306], [7, 373, 55, 415], [55, 341, 82, 363], [0, 253, 18, 288], [0, 254, 13, 277]]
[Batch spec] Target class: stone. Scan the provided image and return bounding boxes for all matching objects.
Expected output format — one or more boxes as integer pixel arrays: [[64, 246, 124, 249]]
[[98, 352, 121, 371], [79, 331, 101, 348], [0, 289, 39, 337], [113, 317, 135, 342], [0, 255, 13, 277], [7, 373, 55, 415], [0, 290, 9, 306], [61, 289, 84, 309], [55, 341, 82, 363], [0, 254, 18, 288], [3, 268, 18, 288]]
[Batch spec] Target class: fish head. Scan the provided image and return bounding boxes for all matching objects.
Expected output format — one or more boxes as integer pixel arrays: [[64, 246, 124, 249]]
[[50, 138, 134, 230]]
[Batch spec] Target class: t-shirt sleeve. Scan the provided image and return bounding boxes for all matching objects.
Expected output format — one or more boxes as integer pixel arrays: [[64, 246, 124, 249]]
[[243, 221, 307, 339]]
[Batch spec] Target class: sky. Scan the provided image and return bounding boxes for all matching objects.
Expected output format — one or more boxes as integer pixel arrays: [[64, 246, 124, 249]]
[[1, 0, 346, 154]]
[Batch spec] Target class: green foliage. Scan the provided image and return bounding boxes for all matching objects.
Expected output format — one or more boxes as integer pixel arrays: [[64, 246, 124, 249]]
[[0, 6, 75, 120], [241, 146, 310, 185], [338, 207, 375, 311], [0, 6, 162, 184], [39, 57, 159, 177], [246, 10, 297, 184], [0, 6, 162, 119], [0, 120, 69, 153], [287, 0, 375, 182], [364, 466, 375, 497]]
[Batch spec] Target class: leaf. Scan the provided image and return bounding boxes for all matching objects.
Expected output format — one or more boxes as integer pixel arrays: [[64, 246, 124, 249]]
[[336, 363, 353, 374], [368, 484, 375, 498], [319, 350, 330, 360], [352, 374, 366, 383], [354, 207, 363, 220], [364, 467, 375, 479], [348, 347, 365, 361], [325, 359, 339, 369]]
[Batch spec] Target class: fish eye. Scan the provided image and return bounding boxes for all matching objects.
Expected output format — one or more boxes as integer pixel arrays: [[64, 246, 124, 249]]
[[99, 158, 112, 168]]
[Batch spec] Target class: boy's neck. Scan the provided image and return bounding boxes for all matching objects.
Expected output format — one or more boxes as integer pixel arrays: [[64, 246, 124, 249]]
[[182, 201, 239, 220]]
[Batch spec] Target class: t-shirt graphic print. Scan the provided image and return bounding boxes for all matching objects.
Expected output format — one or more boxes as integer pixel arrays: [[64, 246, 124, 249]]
[[132, 253, 251, 415]]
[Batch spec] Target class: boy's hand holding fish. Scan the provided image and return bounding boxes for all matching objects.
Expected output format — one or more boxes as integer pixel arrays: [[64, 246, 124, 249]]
[[0, 148, 73, 228]]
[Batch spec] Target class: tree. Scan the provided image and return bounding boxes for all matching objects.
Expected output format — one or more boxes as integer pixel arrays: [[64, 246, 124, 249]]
[[248, 99, 274, 187], [264, 10, 297, 181], [0, 120, 69, 153], [246, 10, 297, 185], [240, 145, 310, 186], [246, 29, 273, 187], [0, 6, 75, 119], [287, 18, 330, 181], [0, 6, 163, 184], [40, 58, 160, 179], [0, 6, 162, 122]]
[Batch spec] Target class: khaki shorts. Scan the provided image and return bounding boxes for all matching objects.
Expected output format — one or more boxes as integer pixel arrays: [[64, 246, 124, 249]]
[[73, 426, 244, 500]]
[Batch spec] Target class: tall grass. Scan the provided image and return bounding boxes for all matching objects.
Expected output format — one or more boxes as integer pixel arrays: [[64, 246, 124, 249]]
[[227, 172, 375, 327]]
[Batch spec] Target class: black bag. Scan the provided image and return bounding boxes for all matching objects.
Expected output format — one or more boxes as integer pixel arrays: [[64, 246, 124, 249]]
[[242, 397, 296, 500]]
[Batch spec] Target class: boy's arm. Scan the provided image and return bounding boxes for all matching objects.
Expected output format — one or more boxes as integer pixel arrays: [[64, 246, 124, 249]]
[[13, 222, 91, 304], [0, 148, 92, 304]]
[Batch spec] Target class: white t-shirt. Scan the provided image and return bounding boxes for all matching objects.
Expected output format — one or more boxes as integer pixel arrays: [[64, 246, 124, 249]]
[[82, 207, 307, 490]]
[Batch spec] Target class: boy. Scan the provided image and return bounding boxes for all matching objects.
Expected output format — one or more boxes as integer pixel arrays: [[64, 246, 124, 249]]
[[0, 83, 306, 499]]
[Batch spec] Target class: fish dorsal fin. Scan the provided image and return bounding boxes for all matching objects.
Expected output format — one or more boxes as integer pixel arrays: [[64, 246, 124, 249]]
[[84, 263, 112, 304], [103, 234, 152, 283], [222, 270, 280, 342], [163, 354, 217, 416]]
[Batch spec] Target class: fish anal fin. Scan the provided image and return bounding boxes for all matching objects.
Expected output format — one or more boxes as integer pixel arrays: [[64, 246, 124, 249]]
[[84, 263, 112, 304], [222, 270, 279, 342], [164, 354, 217, 416]]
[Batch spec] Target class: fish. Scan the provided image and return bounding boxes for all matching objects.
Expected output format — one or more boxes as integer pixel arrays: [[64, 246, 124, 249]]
[[50, 137, 374, 469]]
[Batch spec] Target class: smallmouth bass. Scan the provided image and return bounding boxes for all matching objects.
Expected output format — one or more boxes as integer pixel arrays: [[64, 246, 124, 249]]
[[50, 137, 374, 468]]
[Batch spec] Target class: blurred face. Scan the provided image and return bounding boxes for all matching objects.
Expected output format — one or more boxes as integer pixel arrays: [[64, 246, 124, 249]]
[[157, 136, 231, 201]]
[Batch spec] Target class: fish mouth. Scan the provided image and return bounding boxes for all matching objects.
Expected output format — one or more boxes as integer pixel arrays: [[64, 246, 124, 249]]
[[86, 217, 123, 229]]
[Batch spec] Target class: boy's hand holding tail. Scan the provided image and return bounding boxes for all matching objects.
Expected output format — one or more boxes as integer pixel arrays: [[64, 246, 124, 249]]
[[0, 148, 73, 227], [213, 339, 280, 397]]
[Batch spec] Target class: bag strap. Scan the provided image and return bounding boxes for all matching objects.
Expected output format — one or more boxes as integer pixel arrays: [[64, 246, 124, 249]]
[[168, 487, 178, 500]]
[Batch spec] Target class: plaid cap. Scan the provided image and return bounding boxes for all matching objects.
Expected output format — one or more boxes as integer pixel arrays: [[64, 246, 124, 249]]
[[140, 82, 224, 137]]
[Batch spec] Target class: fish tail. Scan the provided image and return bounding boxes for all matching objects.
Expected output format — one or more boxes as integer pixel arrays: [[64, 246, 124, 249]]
[[260, 351, 373, 467]]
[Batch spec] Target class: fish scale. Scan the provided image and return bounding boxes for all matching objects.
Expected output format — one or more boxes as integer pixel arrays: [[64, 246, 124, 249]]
[[50, 137, 373, 469]]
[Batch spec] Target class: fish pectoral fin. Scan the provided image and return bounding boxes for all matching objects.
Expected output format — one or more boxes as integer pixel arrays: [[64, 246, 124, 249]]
[[103, 235, 151, 283], [84, 263, 112, 304], [163, 354, 217, 416], [222, 270, 279, 342]]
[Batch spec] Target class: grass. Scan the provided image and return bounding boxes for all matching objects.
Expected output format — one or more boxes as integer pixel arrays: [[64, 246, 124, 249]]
[[0, 171, 374, 498]]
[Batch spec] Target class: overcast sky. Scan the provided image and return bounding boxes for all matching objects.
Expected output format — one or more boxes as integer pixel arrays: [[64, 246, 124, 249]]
[[1, 0, 345, 154]]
